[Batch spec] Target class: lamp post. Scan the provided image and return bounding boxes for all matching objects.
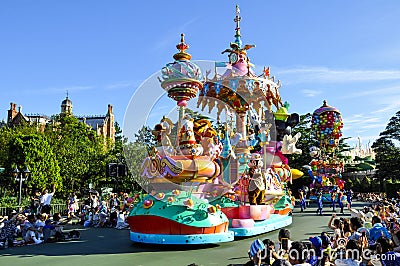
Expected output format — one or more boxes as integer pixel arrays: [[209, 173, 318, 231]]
[[13, 166, 30, 206]]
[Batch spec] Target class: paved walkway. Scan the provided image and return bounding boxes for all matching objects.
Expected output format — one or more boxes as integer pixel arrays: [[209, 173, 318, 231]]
[[0, 201, 366, 266]]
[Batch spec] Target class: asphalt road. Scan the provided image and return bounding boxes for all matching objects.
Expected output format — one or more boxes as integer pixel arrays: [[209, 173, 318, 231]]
[[0, 201, 366, 266]]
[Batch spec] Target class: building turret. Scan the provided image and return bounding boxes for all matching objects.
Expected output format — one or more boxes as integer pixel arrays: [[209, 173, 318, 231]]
[[61, 95, 73, 114]]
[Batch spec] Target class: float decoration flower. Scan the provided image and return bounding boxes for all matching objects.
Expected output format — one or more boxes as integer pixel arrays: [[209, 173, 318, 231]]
[[172, 189, 181, 196], [208, 205, 217, 214], [155, 192, 165, 200], [183, 198, 194, 209]]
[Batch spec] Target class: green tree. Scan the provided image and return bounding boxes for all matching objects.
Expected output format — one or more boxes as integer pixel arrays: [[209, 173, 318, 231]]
[[371, 110, 400, 190], [46, 114, 107, 196], [372, 136, 400, 188], [288, 113, 318, 170], [134, 125, 156, 153], [7, 133, 61, 196]]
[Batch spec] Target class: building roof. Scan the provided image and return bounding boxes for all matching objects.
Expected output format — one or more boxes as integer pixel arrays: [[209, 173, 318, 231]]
[[77, 116, 106, 130]]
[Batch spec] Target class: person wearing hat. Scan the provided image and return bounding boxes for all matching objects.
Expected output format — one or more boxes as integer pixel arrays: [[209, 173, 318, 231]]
[[320, 233, 333, 259], [247, 153, 267, 205], [307, 236, 322, 266], [248, 239, 265, 266]]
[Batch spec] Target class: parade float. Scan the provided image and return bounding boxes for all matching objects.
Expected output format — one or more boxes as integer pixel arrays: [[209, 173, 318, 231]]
[[307, 100, 346, 203], [126, 6, 303, 244]]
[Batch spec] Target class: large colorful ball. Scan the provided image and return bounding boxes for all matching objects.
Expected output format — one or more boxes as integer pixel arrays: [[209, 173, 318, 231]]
[[312, 100, 343, 151]]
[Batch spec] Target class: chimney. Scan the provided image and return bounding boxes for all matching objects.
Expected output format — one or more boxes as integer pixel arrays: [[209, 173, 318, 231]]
[[108, 104, 113, 114], [7, 102, 18, 125]]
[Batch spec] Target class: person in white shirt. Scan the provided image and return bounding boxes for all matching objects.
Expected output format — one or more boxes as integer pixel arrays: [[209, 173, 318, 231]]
[[115, 206, 129, 229], [40, 185, 55, 214]]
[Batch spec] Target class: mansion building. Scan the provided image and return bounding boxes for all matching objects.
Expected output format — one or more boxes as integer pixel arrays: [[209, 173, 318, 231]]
[[6, 96, 115, 143]]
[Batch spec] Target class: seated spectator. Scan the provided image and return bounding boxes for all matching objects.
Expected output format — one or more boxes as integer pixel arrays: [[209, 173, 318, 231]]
[[261, 239, 279, 265], [115, 206, 129, 229], [98, 202, 108, 228], [348, 217, 363, 241], [334, 239, 362, 266], [0, 211, 24, 248], [371, 236, 400, 266], [274, 228, 292, 255], [24, 214, 42, 244], [369, 216, 391, 243], [308, 236, 322, 266], [42, 219, 56, 242], [288, 241, 311, 266], [52, 213, 72, 241], [320, 233, 332, 258], [248, 239, 265, 266], [34, 213, 46, 240], [362, 207, 374, 228], [340, 218, 352, 238]]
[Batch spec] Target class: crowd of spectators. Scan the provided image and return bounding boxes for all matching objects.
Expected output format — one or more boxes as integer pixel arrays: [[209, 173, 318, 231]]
[[0, 190, 134, 249], [247, 196, 400, 266]]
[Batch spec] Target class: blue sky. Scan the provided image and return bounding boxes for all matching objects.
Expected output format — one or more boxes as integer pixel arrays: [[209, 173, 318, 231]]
[[1, 1, 400, 147]]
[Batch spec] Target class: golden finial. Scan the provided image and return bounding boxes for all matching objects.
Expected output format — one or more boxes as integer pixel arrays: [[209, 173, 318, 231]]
[[173, 33, 192, 61]]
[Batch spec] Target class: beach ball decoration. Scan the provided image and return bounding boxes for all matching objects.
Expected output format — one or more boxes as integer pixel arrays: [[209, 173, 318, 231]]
[[167, 196, 175, 203], [311, 100, 343, 152], [143, 199, 154, 209], [126, 197, 134, 206]]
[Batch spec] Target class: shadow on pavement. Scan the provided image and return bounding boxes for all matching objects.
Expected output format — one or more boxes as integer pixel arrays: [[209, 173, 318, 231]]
[[0, 227, 220, 257]]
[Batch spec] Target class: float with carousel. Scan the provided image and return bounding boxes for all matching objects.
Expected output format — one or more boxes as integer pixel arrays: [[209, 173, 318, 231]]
[[126, 6, 304, 244], [307, 100, 346, 203]]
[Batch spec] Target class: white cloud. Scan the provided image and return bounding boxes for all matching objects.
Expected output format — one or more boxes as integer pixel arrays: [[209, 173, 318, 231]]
[[301, 89, 322, 97], [106, 81, 140, 90], [24, 85, 95, 94], [360, 124, 387, 129], [276, 66, 400, 84]]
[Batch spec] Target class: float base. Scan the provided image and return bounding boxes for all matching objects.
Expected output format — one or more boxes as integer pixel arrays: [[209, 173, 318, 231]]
[[230, 214, 292, 237], [129, 231, 234, 244]]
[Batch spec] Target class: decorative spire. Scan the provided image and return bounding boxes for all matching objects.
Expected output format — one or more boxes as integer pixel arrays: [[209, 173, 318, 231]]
[[173, 33, 192, 61], [221, 6, 255, 56], [234, 5, 242, 48]]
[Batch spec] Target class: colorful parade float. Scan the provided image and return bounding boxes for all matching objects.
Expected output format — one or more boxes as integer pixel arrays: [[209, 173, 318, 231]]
[[126, 6, 304, 244], [307, 100, 346, 203]]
